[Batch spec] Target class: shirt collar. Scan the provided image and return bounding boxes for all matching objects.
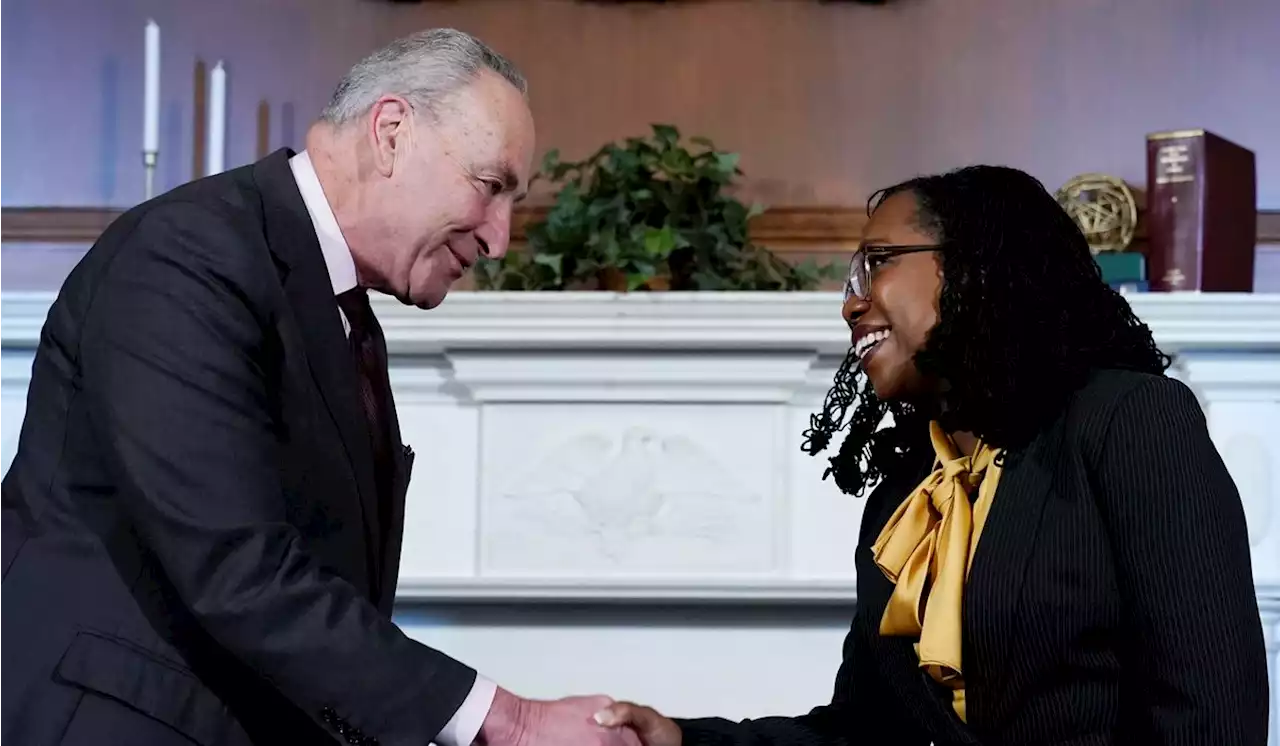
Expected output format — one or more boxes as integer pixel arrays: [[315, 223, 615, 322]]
[[288, 150, 358, 296]]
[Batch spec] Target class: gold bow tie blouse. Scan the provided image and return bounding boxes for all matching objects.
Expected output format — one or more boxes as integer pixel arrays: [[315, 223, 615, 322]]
[[870, 421, 1004, 723]]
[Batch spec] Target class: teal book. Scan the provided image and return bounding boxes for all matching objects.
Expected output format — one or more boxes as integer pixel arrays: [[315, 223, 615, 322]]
[[1094, 252, 1146, 284]]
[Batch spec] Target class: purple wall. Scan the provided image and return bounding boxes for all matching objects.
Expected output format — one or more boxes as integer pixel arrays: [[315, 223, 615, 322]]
[[2, 0, 1277, 291], [2, 0, 354, 206], [4, 0, 1280, 209]]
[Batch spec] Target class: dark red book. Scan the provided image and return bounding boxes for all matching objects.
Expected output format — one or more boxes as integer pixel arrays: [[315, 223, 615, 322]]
[[1144, 129, 1256, 292]]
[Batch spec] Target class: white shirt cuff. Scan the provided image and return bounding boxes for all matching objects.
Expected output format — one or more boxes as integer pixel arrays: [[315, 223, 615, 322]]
[[433, 674, 497, 746]]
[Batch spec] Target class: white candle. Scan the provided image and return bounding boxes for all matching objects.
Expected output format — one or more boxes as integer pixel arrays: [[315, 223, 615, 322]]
[[207, 61, 226, 174], [143, 20, 160, 153]]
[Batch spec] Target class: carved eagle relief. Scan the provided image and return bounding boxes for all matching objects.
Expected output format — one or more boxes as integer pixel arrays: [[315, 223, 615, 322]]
[[492, 426, 763, 558]]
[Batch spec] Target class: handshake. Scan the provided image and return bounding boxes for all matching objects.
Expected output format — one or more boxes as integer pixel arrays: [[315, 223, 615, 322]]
[[477, 687, 681, 746]]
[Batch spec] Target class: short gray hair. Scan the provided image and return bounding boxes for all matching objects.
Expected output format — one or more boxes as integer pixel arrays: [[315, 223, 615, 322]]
[[320, 28, 527, 126]]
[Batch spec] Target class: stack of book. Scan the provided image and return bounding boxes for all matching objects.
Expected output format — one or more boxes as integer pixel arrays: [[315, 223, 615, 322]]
[[1093, 129, 1255, 295], [1096, 251, 1148, 293], [1144, 129, 1256, 292]]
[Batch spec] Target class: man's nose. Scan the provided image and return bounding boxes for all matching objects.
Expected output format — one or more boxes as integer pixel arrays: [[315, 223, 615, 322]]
[[476, 204, 512, 260]]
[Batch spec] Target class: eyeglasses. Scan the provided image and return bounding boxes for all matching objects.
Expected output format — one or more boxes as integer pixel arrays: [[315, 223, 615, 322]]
[[844, 244, 943, 302]]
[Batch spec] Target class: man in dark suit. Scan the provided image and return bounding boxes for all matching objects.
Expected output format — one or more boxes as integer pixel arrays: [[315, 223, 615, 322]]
[[2, 28, 636, 746]]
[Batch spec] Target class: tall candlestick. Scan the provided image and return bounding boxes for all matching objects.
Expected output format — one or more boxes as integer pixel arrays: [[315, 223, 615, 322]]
[[143, 20, 160, 154], [256, 100, 270, 160], [207, 61, 226, 175], [143, 19, 160, 199]]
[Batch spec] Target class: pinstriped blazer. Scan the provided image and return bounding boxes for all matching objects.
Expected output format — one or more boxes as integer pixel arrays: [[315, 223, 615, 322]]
[[676, 368, 1268, 745]]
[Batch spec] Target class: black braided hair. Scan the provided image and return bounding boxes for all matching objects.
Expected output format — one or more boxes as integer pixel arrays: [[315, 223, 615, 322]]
[[802, 165, 1171, 498], [800, 351, 925, 497]]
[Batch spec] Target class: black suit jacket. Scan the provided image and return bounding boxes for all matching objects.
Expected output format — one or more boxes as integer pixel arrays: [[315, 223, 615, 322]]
[[1, 149, 475, 746], [677, 369, 1268, 745]]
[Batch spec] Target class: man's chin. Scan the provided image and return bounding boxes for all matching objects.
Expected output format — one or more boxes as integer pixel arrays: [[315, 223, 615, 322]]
[[405, 282, 452, 310]]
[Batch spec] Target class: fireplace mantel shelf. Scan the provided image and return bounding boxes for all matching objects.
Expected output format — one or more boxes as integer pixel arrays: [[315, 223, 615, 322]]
[[2, 290, 1278, 614], [4, 291, 1280, 353]]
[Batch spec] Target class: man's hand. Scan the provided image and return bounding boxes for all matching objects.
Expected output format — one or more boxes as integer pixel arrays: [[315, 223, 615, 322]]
[[593, 701, 681, 746], [477, 687, 642, 746]]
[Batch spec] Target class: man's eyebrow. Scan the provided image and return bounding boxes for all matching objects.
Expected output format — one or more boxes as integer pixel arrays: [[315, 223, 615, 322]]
[[498, 164, 519, 191], [497, 163, 528, 202]]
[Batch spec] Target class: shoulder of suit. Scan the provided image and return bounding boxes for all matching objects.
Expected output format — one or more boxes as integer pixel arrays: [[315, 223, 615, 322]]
[[82, 169, 279, 302], [1060, 367, 1197, 458], [102, 164, 262, 241], [1073, 367, 1190, 414], [158, 168, 263, 229]]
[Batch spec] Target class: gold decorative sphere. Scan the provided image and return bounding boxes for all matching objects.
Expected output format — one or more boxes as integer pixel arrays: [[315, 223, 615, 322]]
[[1054, 173, 1138, 254]]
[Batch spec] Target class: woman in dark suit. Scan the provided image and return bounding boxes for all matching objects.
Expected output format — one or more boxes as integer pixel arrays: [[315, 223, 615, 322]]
[[596, 165, 1269, 745]]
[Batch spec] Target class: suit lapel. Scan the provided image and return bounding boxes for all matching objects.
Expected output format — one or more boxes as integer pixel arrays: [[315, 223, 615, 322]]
[[859, 450, 982, 744], [865, 573, 981, 742], [253, 149, 383, 577], [861, 423, 1061, 738], [962, 427, 1060, 730], [367, 309, 412, 608]]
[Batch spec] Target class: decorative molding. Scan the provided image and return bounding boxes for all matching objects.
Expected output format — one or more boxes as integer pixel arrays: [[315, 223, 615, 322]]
[[480, 421, 772, 573], [0, 293, 62, 346], [376, 291, 1280, 356], [1174, 355, 1280, 399], [2, 207, 125, 244], [3, 291, 1278, 605], [445, 349, 818, 402], [374, 292, 854, 354], [1260, 584, 1280, 616], [365, 292, 1280, 363], [5, 291, 1280, 355], [393, 579, 1280, 607], [5, 205, 1278, 251], [394, 577, 860, 604]]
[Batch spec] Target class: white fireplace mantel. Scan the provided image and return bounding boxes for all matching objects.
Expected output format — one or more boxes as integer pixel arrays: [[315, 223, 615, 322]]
[[2, 291, 1279, 610]]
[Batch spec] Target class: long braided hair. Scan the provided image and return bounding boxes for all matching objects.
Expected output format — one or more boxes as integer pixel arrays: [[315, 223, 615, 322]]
[[802, 165, 1171, 497]]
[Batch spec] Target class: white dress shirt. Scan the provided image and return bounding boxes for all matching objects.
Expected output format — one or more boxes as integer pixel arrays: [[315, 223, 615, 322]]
[[288, 151, 498, 746]]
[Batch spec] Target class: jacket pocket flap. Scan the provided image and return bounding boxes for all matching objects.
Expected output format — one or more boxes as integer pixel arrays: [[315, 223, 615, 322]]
[[54, 630, 233, 746]]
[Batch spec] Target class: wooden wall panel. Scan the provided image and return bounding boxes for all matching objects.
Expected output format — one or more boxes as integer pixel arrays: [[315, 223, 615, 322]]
[[5, 206, 1277, 293], [1, 0, 1277, 209], [6, 205, 1277, 249]]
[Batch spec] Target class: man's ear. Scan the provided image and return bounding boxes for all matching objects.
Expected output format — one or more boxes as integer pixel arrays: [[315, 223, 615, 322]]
[[369, 95, 412, 178]]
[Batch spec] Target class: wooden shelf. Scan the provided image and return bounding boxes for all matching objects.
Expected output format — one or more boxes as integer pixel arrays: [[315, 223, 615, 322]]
[[5, 205, 1278, 253]]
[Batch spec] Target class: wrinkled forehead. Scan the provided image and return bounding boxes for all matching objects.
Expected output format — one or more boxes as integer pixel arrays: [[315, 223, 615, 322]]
[[440, 73, 535, 183]]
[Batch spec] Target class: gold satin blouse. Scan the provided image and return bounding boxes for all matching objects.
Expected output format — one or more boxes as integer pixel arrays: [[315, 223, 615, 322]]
[[870, 421, 1004, 722]]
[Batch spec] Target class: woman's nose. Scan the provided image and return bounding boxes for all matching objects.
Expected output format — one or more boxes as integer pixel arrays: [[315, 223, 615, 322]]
[[842, 294, 870, 323]]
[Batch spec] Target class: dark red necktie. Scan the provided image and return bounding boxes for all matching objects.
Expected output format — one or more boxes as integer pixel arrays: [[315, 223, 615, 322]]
[[336, 288, 393, 500]]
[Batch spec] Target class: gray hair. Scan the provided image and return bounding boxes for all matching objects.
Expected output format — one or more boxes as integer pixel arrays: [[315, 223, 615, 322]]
[[320, 28, 527, 126]]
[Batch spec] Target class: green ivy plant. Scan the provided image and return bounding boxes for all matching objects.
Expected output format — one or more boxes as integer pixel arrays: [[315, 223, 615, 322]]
[[473, 124, 839, 291]]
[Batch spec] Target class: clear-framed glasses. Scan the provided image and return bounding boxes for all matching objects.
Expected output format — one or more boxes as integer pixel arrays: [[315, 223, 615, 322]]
[[844, 244, 944, 303]]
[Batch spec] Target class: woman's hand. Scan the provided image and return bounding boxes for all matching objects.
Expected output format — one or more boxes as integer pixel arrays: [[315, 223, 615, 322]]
[[594, 701, 682, 746]]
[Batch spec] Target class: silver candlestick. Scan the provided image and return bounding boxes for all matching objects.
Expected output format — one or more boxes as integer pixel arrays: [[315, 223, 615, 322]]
[[143, 150, 159, 200]]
